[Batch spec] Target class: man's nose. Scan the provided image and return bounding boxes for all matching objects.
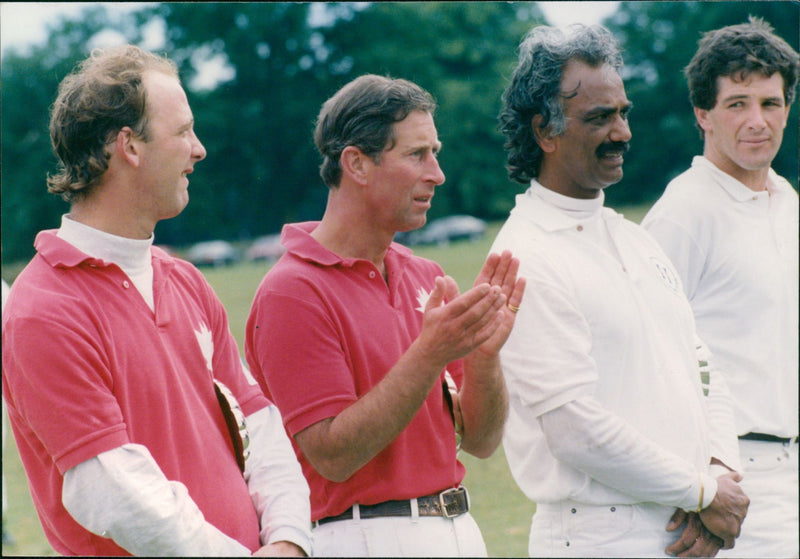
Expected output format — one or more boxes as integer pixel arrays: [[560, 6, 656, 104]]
[[610, 114, 632, 143], [426, 153, 445, 186]]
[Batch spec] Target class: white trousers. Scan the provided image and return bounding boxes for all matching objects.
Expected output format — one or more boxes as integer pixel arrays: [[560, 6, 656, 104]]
[[529, 500, 682, 558], [311, 503, 488, 557], [717, 438, 799, 558]]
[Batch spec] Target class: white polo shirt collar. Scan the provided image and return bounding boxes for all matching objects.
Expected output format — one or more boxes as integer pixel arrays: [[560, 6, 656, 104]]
[[690, 156, 774, 203], [514, 180, 621, 233]]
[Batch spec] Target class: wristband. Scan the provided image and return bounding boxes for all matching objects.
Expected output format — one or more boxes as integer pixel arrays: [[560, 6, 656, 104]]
[[695, 477, 705, 512]]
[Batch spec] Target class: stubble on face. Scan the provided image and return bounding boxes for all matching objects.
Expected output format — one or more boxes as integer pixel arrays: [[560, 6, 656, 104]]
[[699, 73, 789, 189]]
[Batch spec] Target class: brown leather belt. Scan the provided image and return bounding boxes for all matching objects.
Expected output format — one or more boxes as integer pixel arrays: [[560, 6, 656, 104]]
[[316, 486, 470, 526]]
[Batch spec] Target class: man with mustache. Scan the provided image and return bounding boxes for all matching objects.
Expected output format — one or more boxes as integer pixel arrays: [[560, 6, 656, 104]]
[[643, 18, 799, 558], [490, 24, 748, 557]]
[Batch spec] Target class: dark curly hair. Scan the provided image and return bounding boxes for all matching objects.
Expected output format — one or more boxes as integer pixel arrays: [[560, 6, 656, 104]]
[[686, 16, 799, 116], [498, 24, 623, 184]]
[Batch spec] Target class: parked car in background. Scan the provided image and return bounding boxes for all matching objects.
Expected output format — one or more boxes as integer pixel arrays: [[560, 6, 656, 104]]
[[155, 244, 177, 256], [245, 234, 286, 262], [185, 240, 239, 267], [396, 215, 487, 246]]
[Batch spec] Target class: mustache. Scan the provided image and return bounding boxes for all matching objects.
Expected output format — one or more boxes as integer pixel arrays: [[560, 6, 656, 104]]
[[596, 141, 630, 157]]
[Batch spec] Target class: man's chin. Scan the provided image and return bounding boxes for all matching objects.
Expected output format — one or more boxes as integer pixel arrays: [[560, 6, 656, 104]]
[[161, 200, 189, 222], [600, 169, 624, 188], [403, 218, 428, 233]]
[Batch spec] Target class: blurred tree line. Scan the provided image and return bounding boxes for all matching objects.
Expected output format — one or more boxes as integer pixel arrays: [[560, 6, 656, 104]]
[[2, 1, 798, 265]]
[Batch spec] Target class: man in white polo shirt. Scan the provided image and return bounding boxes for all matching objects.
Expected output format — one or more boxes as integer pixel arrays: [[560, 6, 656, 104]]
[[643, 18, 799, 558], [492, 23, 749, 557]]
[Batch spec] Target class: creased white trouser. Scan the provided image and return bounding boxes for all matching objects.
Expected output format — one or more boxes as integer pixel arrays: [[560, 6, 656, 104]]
[[529, 500, 682, 557], [312, 503, 487, 557], [717, 438, 799, 558]]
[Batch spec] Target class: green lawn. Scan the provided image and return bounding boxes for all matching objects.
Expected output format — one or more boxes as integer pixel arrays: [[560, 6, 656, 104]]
[[2, 205, 651, 557]]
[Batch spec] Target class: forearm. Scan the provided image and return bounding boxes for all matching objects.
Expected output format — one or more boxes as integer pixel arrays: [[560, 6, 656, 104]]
[[62, 444, 250, 556], [294, 276, 505, 481], [295, 339, 447, 482], [245, 406, 312, 556], [541, 398, 716, 511], [697, 339, 741, 472], [457, 250, 521, 457], [458, 352, 508, 458]]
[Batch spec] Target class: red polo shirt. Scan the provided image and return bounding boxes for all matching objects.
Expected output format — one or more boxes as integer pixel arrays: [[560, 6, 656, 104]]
[[245, 222, 465, 522], [3, 231, 267, 555]]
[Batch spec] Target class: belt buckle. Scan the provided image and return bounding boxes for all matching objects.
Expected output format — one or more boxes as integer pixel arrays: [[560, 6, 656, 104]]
[[438, 486, 468, 519]]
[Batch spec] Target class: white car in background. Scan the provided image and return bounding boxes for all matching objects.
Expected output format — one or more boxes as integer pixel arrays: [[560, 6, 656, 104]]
[[397, 215, 487, 246], [186, 240, 239, 267]]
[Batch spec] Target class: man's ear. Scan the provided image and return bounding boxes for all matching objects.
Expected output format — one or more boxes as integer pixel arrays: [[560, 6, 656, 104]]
[[115, 127, 141, 167], [780, 104, 791, 130], [340, 145, 370, 186], [532, 114, 557, 153], [694, 107, 713, 135]]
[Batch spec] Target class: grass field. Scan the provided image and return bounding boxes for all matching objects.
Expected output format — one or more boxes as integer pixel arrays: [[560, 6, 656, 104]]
[[2, 204, 651, 557]]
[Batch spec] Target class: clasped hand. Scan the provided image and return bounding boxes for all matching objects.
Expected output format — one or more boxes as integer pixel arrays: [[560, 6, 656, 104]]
[[666, 471, 749, 557]]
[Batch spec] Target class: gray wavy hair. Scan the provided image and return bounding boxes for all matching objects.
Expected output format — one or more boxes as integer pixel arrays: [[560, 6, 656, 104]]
[[499, 24, 623, 183]]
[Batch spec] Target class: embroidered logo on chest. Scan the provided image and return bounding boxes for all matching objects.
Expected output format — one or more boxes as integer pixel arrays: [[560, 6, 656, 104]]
[[194, 322, 214, 372], [416, 286, 432, 314], [649, 256, 681, 293]]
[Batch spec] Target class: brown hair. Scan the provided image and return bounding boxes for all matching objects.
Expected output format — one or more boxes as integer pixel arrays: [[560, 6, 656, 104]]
[[685, 17, 799, 137], [47, 45, 178, 201], [313, 74, 436, 188]]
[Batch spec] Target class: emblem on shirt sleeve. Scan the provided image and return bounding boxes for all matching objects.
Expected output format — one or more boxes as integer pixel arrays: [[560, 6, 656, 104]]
[[649, 257, 681, 293], [195, 322, 214, 372]]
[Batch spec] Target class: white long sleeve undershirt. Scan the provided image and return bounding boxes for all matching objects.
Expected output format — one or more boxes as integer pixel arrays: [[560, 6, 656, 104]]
[[57, 216, 312, 555], [57, 215, 155, 310], [63, 406, 312, 556], [540, 397, 718, 511]]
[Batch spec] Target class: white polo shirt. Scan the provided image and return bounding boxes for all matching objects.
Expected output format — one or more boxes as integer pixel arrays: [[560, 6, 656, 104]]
[[643, 156, 799, 439], [492, 182, 735, 509]]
